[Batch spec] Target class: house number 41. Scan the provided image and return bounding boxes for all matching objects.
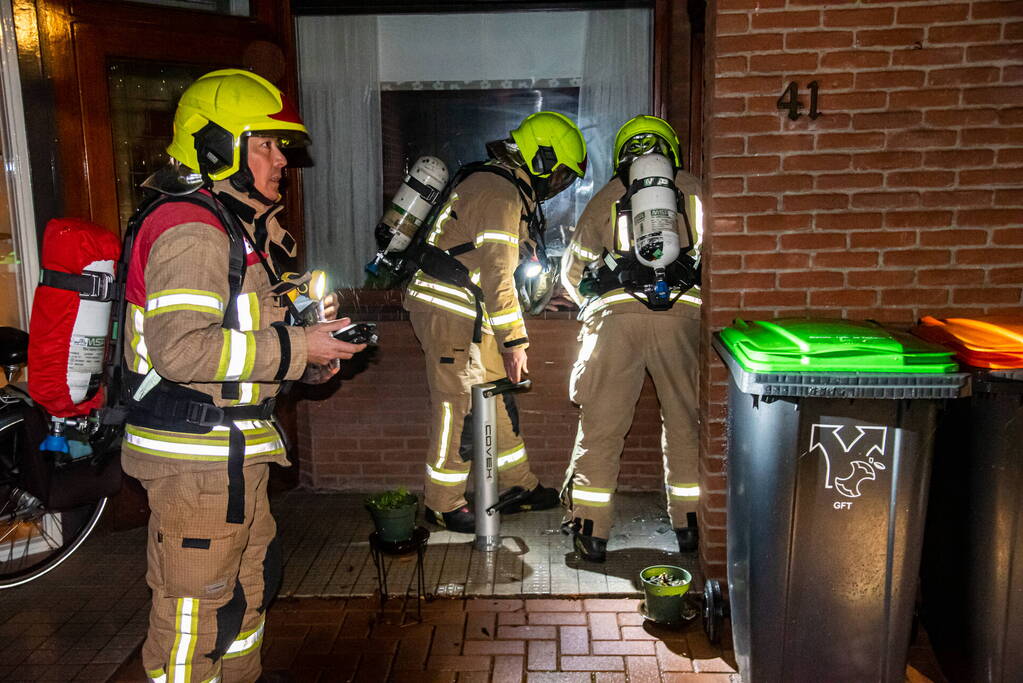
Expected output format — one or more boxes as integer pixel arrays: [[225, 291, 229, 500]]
[[777, 81, 821, 121]]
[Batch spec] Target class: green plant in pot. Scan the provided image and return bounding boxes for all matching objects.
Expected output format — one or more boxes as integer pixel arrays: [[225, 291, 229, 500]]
[[365, 488, 418, 543]]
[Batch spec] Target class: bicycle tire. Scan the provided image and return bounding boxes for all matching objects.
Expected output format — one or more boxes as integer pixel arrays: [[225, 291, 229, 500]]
[[0, 407, 107, 588]]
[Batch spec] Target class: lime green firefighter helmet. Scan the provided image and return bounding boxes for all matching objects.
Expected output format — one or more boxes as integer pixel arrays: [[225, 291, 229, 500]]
[[167, 68, 309, 182], [510, 111, 587, 199], [613, 115, 681, 173]]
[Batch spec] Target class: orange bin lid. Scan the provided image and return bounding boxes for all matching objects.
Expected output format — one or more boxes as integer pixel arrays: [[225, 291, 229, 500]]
[[913, 315, 1023, 369]]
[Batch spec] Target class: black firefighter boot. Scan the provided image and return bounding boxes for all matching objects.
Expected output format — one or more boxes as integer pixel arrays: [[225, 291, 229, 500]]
[[675, 511, 699, 554], [562, 518, 608, 563], [425, 504, 476, 534], [573, 532, 608, 563], [498, 484, 560, 514]]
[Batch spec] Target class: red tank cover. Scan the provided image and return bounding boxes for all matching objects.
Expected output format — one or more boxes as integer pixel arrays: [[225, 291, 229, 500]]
[[29, 218, 121, 417]]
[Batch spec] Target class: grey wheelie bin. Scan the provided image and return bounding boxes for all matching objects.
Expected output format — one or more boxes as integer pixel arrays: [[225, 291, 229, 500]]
[[914, 315, 1023, 682], [712, 318, 966, 683]]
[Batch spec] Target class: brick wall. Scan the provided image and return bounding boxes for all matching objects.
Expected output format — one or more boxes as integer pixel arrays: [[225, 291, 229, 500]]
[[700, 0, 1023, 580], [295, 294, 668, 494]]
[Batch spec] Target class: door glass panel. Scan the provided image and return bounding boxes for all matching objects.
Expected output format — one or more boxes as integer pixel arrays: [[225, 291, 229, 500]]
[[107, 60, 208, 232], [0, 123, 21, 329], [0, 15, 34, 331], [121, 0, 250, 16]]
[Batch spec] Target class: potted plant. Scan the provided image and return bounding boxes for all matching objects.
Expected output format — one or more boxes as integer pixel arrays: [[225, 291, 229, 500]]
[[639, 564, 696, 625], [365, 488, 418, 543]]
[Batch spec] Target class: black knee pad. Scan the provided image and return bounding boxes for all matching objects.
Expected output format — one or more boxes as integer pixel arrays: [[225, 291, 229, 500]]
[[260, 535, 283, 614], [501, 393, 521, 436], [458, 412, 473, 462], [208, 581, 246, 661]]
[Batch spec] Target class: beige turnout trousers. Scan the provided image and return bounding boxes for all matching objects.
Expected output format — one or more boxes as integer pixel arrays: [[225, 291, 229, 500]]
[[411, 310, 538, 513], [562, 312, 700, 539], [134, 463, 278, 683]]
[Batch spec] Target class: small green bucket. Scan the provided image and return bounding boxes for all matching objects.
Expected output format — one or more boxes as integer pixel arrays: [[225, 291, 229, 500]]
[[640, 565, 693, 625], [368, 502, 417, 543]]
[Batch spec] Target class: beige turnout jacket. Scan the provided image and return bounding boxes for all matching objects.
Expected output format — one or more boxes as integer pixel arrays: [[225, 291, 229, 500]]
[[121, 181, 307, 476], [403, 162, 535, 351]]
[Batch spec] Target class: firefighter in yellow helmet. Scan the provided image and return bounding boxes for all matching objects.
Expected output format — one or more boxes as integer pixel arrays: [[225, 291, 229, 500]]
[[121, 69, 365, 682], [560, 115, 703, 562], [404, 111, 587, 532]]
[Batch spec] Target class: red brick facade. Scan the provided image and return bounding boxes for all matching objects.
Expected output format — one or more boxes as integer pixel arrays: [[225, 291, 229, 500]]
[[699, 0, 1023, 579], [295, 295, 668, 495]]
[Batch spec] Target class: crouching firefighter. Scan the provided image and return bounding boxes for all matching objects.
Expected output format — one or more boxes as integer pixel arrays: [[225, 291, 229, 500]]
[[118, 69, 365, 683], [397, 111, 588, 533], [560, 115, 703, 563]]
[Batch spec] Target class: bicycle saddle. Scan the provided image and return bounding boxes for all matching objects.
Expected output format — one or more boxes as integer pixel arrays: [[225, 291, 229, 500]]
[[0, 327, 28, 367]]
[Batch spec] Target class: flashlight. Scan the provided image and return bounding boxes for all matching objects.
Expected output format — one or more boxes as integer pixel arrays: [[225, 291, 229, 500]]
[[523, 262, 543, 279], [280, 270, 328, 325]]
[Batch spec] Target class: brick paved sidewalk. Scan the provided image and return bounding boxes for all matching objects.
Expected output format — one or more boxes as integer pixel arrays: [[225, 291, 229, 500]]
[[110, 594, 949, 682], [114, 596, 738, 682]]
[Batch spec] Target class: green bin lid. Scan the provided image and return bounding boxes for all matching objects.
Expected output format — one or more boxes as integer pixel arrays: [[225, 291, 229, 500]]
[[719, 318, 957, 374]]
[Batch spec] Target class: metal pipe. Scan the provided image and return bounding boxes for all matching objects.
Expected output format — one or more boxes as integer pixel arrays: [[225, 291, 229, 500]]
[[472, 378, 531, 552]]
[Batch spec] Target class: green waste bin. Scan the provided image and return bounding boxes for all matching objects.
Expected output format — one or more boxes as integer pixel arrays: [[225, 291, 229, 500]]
[[713, 318, 966, 683]]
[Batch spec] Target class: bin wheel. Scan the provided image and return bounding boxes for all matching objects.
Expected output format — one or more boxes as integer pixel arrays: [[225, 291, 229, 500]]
[[703, 579, 727, 645]]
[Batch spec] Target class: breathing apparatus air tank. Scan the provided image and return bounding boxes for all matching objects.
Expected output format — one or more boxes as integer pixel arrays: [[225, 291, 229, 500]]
[[628, 153, 679, 303], [367, 156, 449, 275]]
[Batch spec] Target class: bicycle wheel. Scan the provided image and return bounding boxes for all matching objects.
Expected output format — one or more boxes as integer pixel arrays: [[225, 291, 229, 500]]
[[0, 407, 107, 588]]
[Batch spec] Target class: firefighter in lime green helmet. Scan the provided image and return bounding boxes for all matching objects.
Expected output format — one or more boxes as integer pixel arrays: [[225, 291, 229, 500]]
[[404, 111, 586, 533], [123, 69, 363, 683], [560, 115, 704, 563], [165, 68, 311, 203], [612, 114, 682, 172], [511, 111, 588, 200]]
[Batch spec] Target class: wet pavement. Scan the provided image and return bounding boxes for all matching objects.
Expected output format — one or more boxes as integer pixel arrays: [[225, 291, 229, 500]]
[[0, 490, 945, 681]]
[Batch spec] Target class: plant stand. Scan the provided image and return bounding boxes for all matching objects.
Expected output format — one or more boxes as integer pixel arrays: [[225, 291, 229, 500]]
[[369, 525, 430, 621]]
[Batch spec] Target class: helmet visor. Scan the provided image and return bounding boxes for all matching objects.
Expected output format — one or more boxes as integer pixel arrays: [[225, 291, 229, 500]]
[[245, 129, 311, 149], [543, 164, 582, 200], [245, 129, 313, 168]]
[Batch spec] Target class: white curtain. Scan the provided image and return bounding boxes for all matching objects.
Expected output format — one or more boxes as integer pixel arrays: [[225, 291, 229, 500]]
[[577, 9, 653, 198], [296, 15, 381, 287]]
